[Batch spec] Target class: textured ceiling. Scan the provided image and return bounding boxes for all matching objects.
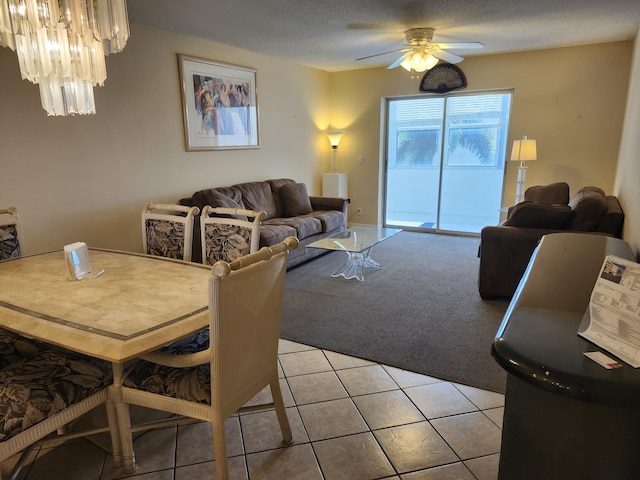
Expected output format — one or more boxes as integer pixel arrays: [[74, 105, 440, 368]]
[[126, 0, 640, 72]]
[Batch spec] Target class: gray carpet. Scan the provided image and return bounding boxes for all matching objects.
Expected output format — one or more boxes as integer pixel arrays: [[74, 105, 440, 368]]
[[280, 231, 510, 394]]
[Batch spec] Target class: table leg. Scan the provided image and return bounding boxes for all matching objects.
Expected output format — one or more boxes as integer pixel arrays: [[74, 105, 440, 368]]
[[110, 362, 137, 473], [105, 397, 122, 468], [331, 247, 382, 281]]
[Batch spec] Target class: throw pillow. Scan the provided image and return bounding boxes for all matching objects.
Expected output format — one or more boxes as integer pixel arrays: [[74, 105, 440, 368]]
[[504, 201, 572, 229], [195, 190, 247, 221], [193, 188, 244, 209], [210, 190, 244, 210], [280, 183, 313, 217]]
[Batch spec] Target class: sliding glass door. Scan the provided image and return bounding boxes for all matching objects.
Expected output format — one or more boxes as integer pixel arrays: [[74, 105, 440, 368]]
[[384, 91, 512, 234]]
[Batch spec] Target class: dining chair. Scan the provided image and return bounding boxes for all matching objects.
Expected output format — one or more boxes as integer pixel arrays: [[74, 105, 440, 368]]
[[120, 236, 299, 480], [0, 207, 23, 261], [0, 350, 118, 480], [200, 205, 265, 265], [141, 203, 200, 261]]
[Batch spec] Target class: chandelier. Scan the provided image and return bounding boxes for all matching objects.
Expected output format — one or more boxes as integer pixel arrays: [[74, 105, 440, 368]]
[[0, 0, 129, 116]]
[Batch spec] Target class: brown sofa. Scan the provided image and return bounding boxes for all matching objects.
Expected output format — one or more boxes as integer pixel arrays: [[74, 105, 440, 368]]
[[478, 183, 624, 299], [180, 178, 349, 268]]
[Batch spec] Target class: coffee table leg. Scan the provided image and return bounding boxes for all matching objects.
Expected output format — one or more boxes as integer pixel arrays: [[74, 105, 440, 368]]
[[332, 252, 365, 281], [331, 248, 382, 281], [363, 247, 382, 269]]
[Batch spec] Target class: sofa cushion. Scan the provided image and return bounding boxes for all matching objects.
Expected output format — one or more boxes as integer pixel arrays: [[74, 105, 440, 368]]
[[192, 188, 245, 210], [565, 187, 608, 231], [305, 210, 345, 233], [503, 201, 572, 229], [524, 182, 570, 204], [264, 216, 322, 240], [281, 183, 313, 216], [259, 224, 297, 247], [234, 182, 278, 219]]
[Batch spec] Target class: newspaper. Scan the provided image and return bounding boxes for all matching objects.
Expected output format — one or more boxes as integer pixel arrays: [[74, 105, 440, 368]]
[[578, 255, 640, 368]]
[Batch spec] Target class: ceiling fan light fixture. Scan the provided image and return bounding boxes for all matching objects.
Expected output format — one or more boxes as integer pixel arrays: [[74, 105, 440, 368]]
[[405, 27, 434, 46], [401, 51, 438, 73], [355, 26, 482, 75]]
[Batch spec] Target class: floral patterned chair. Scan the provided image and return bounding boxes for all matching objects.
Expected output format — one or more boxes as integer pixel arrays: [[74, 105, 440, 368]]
[[0, 348, 116, 480], [142, 203, 200, 262], [200, 206, 265, 265], [0, 207, 23, 261], [120, 237, 299, 480]]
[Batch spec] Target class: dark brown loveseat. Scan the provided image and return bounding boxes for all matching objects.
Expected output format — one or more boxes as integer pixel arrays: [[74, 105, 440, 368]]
[[478, 183, 624, 299], [180, 178, 349, 268]]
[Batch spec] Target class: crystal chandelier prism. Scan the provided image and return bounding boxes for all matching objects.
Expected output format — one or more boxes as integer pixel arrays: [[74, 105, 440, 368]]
[[0, 0, 129, 115]]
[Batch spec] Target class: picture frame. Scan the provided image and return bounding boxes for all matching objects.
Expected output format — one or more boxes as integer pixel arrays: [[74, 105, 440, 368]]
[[178, 54, 259, 151]]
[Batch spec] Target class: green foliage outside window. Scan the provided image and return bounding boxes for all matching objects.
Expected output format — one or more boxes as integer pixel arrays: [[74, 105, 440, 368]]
[[448, 127, 497, 165], [396, 129, 440, 166], [396, 126, 497, 167]]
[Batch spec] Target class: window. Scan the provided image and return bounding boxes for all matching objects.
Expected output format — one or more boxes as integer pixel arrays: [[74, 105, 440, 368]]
[[384, 90, 512, 233]]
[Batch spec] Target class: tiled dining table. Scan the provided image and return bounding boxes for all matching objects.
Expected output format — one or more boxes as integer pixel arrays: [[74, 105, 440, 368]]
[[0, 248, 211, 473]]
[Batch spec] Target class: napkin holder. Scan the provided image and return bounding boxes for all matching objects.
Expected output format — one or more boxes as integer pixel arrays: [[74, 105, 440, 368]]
[[64, 242, 102, 281]]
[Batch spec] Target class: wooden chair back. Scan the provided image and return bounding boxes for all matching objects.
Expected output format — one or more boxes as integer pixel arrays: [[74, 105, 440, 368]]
[[200, 205, 265, 265], [142, 203, 199, 261], [0, 207, 23, 260]]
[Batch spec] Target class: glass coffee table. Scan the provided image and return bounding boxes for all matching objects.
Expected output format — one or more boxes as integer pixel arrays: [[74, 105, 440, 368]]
[[307, 226, 402, 281]]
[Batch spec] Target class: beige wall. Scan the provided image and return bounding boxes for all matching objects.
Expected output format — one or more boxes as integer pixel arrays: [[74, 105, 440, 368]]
[[1, 22, 636, 256], [614, 30, 640, 257], [330, 41, 632, 225], [0, 23, 330, 255]]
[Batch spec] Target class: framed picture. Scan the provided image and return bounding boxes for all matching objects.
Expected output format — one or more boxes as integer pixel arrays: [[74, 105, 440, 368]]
[[178, 54, 259, 151]]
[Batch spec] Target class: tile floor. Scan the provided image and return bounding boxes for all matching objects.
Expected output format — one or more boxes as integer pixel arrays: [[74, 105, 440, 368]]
[[2, 339, 504, 480]]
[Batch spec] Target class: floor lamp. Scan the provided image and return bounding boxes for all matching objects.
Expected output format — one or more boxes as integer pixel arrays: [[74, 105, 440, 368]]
[[327, 131, 344, 172], [511, 136, 537, 204]]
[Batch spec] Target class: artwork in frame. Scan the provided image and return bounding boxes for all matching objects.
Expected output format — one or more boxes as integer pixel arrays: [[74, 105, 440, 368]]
[[178, 54, 259, 151]]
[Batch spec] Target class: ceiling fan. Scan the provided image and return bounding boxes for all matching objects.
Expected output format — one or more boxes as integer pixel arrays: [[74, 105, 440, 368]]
[[356, 27, 483, 73]]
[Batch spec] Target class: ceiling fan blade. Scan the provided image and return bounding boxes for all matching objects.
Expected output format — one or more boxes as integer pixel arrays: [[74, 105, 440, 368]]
[[355, 48, 410, 61], [387, 51, 411, 69], [435, 42, 484, 49], [432, 50, 464, 64]]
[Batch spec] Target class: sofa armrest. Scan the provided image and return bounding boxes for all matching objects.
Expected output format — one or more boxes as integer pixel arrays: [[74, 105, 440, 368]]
[[596, 196, 624, 238], [310, 196, 350, 213], [503, 202, 572, 229], [478, 226, 566, 299]]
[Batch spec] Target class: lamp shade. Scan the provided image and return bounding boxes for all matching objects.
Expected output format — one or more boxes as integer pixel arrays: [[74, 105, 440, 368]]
[[401, 51, 439, 73], [327, 131, 344, 148], [511, 136, 537, 162]]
